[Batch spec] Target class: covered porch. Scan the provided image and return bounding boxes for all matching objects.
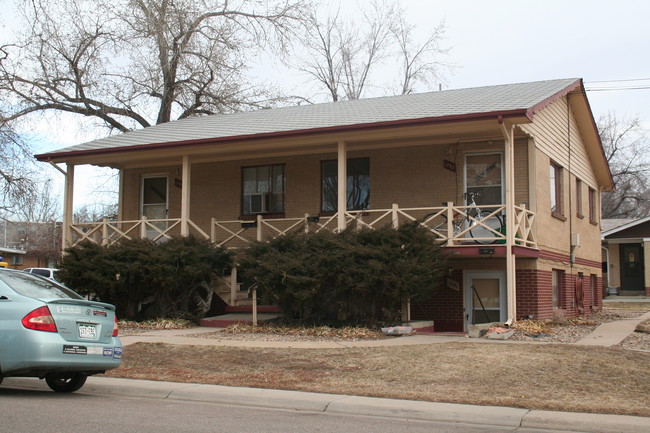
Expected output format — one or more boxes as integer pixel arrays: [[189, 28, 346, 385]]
[[54, 118, 536, 325]]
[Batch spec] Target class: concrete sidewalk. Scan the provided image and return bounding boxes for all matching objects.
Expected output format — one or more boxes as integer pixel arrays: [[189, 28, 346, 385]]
[[118, 309, 650, 349], [3, 376, 649, 433], [576, 311, 650, 346]]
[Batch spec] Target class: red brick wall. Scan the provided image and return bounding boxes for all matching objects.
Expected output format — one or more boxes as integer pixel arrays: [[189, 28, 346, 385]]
[[516, 269, 603, 320], [412, 270, 464, 332], [414, 268, 603, 331], [516, 269, 549, 320]]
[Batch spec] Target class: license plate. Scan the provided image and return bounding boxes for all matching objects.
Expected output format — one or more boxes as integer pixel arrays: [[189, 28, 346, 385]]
[[78, 324, 97, 339]]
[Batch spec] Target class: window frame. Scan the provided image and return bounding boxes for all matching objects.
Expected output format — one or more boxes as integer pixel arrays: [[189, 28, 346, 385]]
[[552, 269, 564, 309], [590, 274, 598, 308], [320, 157, 370, 213], [575, 178, 583, 219], [588, 187, 597, 225], [241, 164, 285, 217], [550, 162, 565, 220]]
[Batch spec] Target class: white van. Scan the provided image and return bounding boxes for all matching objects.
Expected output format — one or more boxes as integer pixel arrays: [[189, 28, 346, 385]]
[[23, 267, 60, 282]]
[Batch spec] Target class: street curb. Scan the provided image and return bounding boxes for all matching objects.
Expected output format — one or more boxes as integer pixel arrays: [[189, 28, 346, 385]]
[[3, 376, 649, 432]]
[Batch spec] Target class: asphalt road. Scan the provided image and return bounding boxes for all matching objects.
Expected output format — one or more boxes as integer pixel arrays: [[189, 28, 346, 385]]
[[0, 387, 562, 433]]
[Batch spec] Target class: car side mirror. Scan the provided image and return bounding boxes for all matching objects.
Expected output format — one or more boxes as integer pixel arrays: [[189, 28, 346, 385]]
[[0, 295, 10, 301]]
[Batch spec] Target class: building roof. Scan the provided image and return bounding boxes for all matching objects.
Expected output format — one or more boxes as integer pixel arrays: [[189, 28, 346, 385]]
[[602, 216, 650, 238], [0, 246, 27, 255], [36, 78, 582, 161]]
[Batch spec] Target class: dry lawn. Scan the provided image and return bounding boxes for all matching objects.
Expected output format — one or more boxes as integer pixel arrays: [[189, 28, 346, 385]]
[[107, 341, 650, 417]]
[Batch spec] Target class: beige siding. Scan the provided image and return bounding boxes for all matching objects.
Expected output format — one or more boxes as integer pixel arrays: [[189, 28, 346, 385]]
[[521, 97, 598, 188], [519, 96, 602, 263]]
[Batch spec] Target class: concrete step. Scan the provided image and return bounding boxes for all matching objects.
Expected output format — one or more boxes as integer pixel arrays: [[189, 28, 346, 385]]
[[200, 313, 281, 328], [225, 305, 282, 313]]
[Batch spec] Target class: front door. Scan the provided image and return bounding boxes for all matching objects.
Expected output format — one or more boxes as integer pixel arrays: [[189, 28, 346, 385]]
[[465, 271, 506, 326], [620, 244, 644, 291], [141, 176, 168, 239], [465, 153, 503, 206]]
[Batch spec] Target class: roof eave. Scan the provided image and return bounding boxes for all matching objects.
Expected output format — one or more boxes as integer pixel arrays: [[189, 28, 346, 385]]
[[602, 216, 650, 237], [35, 109, 531, 163]]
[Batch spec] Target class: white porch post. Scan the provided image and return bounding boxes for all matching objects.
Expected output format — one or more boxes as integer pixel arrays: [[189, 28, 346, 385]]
[[117, 168, 125, 223], [501, 122, 517, 324], [337, 140, 347, 231], [180, 155, 191, 236], [63, 164, 75, 248]]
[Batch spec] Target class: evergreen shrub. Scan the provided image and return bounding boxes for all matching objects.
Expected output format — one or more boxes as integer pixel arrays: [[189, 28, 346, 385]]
[[58, 236, 233, 320], [240, 222, 447, 326]]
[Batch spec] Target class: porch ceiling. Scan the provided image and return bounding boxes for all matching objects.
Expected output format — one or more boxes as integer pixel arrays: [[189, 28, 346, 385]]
[[50, 118, 520, 169]]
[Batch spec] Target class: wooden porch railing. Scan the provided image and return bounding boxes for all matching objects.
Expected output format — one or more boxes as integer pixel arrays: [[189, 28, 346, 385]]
[[68, 203, 537, 249]]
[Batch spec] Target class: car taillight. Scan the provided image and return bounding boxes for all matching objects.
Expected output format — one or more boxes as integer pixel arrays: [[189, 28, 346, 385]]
[[22, 306, 58, 332], [112, 314, 119, 337]]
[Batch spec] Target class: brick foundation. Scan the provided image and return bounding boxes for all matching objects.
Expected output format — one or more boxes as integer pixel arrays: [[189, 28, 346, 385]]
[[411, 270, 464, 332]]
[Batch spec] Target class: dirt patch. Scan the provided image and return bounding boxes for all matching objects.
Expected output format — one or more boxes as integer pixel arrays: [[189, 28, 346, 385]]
[[603, 302, 650, 311], [509, 310, 648, 344], [187, 324, 386, 342], [107, 341, 650, 417]]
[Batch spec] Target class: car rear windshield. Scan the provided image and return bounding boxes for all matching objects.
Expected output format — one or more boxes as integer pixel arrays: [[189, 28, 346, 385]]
[[0, 271, 82, 300], [30, 268, 53, 278]]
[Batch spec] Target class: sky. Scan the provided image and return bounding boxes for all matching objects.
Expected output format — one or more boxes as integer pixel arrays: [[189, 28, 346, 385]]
[[1, 0, 649, 209]]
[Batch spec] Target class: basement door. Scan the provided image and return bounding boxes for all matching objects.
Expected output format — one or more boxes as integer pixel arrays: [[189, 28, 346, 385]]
[[465, 271, 506, 326]]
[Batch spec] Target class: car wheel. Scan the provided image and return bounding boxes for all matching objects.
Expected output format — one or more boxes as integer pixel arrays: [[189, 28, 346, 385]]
[[45, 373, 87, 393]]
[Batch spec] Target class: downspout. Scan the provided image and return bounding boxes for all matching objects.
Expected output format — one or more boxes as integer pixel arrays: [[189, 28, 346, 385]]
[[601, 245, 611, 288], [499, 119, 517, 325]]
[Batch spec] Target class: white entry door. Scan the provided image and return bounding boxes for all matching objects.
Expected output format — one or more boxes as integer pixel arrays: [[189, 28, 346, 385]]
[[141, 176, 168, 238], [465, 271, 506, 325]]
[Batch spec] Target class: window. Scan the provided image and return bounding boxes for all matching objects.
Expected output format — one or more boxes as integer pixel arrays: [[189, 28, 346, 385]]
[[552, 269, 564, 309], [575, 179, 583, 218], [11, 256, 23, 265], [550, 163, 564, 218], [590, 274, 598, 307], [321, 158, 370, 212], [242, 165, 284, 215], [588, 187, 597, 224], [465, 153, 503, 205]]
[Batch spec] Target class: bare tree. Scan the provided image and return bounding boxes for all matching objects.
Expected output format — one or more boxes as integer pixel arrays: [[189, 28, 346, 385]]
[[291, 1, 450, 102], [599, 113, 650, 219], [0, 121, 37, 213], [390, 10, 450, 95], [73, 203, 119, 223], [0, 0, 309, 133], [9, 178, 60, 222]]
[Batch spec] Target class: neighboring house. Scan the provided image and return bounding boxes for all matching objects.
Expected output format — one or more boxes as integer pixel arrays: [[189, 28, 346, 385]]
[[602, 218, 650, 296], [0, 220, 61, 269], [35, 78, 613, 332], [0, 246, 27, 269]]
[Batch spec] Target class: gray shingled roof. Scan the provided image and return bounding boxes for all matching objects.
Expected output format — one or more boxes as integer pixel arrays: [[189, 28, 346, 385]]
[[38, 78, 580, 158]]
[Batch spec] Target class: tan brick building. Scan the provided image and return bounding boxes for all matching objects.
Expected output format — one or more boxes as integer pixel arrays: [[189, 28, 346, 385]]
[[36, 79, 613, 332]]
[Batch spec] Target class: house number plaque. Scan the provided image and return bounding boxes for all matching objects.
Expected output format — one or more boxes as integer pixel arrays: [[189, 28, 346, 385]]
[[443, 160, 456, 172]]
